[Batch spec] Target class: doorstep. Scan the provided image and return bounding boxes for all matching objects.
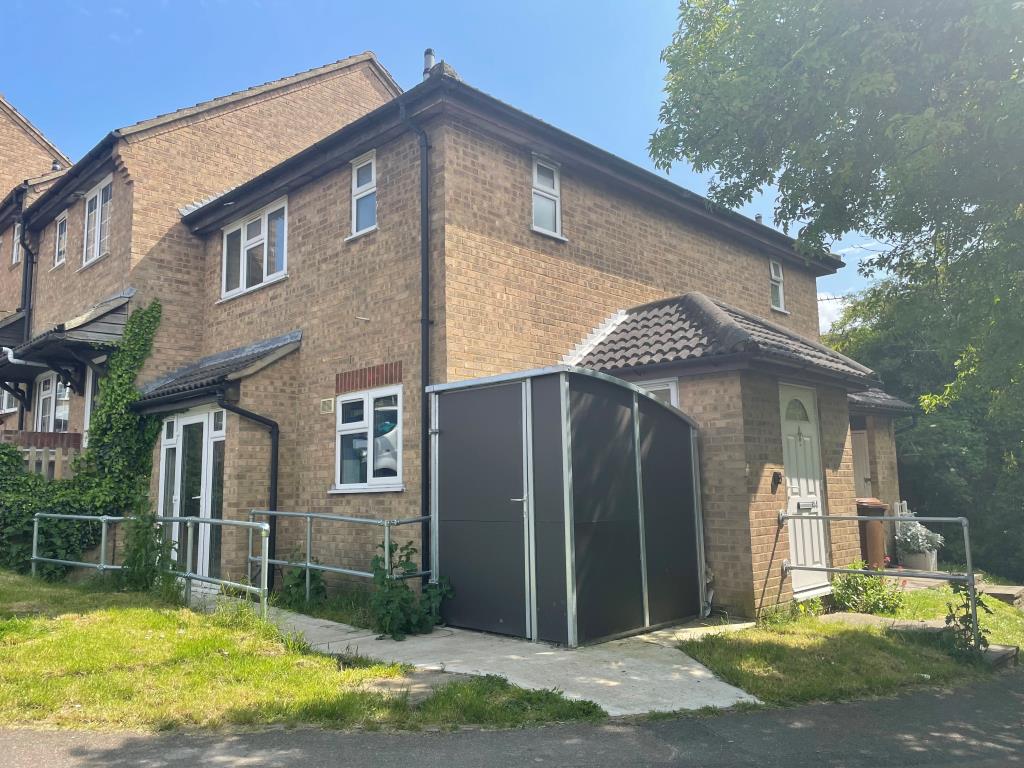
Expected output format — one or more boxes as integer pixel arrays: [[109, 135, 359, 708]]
[[268, 606, 759, 716]]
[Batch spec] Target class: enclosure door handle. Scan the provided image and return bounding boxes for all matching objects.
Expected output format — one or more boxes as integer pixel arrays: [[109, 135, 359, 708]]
[[510, 497, 526, 502]]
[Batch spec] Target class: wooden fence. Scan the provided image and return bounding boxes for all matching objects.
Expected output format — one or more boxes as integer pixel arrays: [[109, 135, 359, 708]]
[[0, 431, 82, 480]]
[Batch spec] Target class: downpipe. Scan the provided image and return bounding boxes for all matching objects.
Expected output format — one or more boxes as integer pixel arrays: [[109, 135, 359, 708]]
[[216, 392, 279, 590]]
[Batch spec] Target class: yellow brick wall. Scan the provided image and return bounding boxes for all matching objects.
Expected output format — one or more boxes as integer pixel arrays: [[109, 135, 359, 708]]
[[0, 105, 63, 196]]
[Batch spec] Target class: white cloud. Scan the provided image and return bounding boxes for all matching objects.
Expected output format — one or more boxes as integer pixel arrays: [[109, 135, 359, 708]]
[[818, 293, 847, 334]]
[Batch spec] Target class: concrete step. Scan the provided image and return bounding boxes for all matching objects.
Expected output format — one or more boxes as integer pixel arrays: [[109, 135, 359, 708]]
[[979, 584, 1024, 609], [983, 644, 1020, 669]]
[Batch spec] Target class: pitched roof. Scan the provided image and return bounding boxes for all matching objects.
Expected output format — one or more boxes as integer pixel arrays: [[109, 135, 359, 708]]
[[570, 292, 876, 385], [180, 63, 843, 276], [848, 387, 915, 414], [0, 95, 70, 166], [138, 331, 301, 403], [118, 52, 400, 138]]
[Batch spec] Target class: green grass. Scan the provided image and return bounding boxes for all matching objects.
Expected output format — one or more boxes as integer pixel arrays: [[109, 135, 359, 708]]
[[889, 585, 1024, 648], [680, 585, 1023, 707], [275, 587, 375, 629], [0, 571, 604, 731], [679, 618, 975, 706]]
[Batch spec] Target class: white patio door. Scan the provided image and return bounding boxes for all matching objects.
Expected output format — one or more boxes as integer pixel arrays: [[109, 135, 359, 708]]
[[779, 384, 829, 594], [159, 409, 226, 579]]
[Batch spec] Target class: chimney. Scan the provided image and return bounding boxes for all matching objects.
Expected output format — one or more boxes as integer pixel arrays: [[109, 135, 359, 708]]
[[51, 159, 63, 172], [423, 48, 435, 80], [755, 213, 763, 224]]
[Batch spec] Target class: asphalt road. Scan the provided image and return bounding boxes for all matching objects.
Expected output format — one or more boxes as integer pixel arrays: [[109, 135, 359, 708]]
[[5, 671, 1022, 767]]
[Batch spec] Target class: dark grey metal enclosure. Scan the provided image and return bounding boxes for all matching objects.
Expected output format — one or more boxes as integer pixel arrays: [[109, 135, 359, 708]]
[[429, 366, 705, 647]]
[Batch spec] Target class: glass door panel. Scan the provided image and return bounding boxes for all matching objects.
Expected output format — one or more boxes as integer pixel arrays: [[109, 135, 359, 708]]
[[208, 440, 225, 579], [178, 421, 205, 571]]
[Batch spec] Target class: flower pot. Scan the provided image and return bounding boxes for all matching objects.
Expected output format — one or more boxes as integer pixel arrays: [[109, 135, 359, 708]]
[[901, 549, 937, 572]]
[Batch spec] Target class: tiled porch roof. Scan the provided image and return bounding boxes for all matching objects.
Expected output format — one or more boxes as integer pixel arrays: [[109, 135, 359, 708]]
[[569, 292, 876, 386], [848, 387, 915, 414], [137, 330, 301, 404]]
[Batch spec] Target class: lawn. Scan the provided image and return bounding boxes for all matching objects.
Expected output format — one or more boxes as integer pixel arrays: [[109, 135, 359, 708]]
[[679, 585, 1021, 707], [0, 570, 603, 731]]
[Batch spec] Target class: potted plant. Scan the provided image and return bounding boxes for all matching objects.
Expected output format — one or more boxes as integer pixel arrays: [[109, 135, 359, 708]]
[[895, 518, 944, 571]]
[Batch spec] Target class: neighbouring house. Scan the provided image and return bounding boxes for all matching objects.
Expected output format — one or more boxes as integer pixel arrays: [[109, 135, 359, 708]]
[[0, 51, 909, 633]]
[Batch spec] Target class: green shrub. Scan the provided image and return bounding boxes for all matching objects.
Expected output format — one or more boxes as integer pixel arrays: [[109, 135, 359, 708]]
[[279, 557, 328, 609], [369, 540, 452, 640], [832, 560, 905, 614]]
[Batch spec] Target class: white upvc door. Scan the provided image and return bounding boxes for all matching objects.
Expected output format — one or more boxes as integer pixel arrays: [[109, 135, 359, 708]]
[[850, 430, 872, 498], [779, 384, 830, 594], [158, 408, 226, 579]]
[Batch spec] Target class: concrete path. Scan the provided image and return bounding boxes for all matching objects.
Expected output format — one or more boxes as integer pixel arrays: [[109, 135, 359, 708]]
[[269, 606, 758, 716], [6, 670, 1022, 767]]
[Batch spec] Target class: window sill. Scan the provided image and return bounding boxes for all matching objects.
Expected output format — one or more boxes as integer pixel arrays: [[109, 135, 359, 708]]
[[9, 261, 22, 271], [345, 226, 378, 243], [50, 261, 66, 272], [77, 252, 111, 273], [531, 226, 568, 242], [217, 272, 289, 304], [329, 483, 405, 495], [770, 306, 790, 316]]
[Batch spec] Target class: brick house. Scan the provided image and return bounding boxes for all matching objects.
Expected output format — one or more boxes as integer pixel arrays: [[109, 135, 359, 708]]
[[1, 53, 908, 623]]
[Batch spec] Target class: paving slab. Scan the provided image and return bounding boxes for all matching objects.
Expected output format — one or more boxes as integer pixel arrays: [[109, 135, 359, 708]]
[[268, 606, 758, 716]]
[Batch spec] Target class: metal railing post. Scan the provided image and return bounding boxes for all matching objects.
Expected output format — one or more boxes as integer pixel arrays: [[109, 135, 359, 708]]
[[247, 511, 254, 587], [962, 518, 981, 650], [383, 519, 392, 579], [305, 515, 313, 603], [31, 514, 39, 577], [185, 519, 195, 607], [99, 517, 108, 573], [260, 528, 270, 619]]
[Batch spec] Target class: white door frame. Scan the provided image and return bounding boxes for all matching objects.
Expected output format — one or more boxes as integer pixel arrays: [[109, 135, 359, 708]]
[[158, 406, 225, 578], [779, 383, 830, 594]]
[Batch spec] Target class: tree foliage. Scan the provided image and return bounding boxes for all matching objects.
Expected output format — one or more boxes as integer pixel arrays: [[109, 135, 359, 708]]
[[654, 0, 1023, 578]]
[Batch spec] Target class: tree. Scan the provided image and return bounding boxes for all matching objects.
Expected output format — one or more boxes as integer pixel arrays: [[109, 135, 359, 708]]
[[652, 0, 1024, 577]]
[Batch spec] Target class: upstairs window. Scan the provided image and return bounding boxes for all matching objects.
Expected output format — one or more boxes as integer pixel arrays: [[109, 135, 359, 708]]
[[54, 213, 68, 267], [334, 385, 403, 492], [221, 198, 287, 299], [350, 151, 377, 236], [532, 157, 562, 237], [769, 259, 786, 311], [11, 222, 22, 265], [83, 176, 113, 266]]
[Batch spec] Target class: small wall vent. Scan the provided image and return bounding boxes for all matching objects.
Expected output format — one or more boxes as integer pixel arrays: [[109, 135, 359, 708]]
[[320, 398, 335, 415]]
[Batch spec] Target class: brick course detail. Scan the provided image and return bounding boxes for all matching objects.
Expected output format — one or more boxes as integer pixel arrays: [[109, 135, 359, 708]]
[[336, 362, 403, 394]]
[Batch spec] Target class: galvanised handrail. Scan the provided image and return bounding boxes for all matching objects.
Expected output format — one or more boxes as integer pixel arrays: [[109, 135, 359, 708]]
[[31, 513, 271, 617], [778, 510, 981, 648], [247, 509, 432, 603]]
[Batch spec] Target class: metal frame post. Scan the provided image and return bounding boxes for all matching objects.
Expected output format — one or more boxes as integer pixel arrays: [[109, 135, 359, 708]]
[[99, 517, 108, 573], [31, 514, 39, 577], [260, 529, 270, 618], [246, 512, 254, 587], [962, 518, 981, 649], [383, 520, 392, 579], [305, 516, 313, 602], [184, 519, 195, 606]]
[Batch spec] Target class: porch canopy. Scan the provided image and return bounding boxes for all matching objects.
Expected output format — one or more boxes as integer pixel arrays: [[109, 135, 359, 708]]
[[0, 290, 134, 397], [429, 366, 706, 647], [135, 330, 302, 414], [568, 291, 879, 389]]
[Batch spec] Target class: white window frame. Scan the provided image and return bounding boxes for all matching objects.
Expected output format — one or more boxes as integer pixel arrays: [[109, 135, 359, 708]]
[[332, 384, 403, 493], [636, 378, 679, 408], [54, 212, 68, 267], [349, 150, 377, 238], [220, 196, 288, 300], [769, 259, 786, 312], [0, 388, 17, 414], [531, 156, 563, 239], [12, 222, 22, 265], [82, 174, 113, 267]]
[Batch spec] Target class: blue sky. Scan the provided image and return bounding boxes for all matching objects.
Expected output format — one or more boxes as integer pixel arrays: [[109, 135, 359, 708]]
[[1, 0, 874, 327]]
